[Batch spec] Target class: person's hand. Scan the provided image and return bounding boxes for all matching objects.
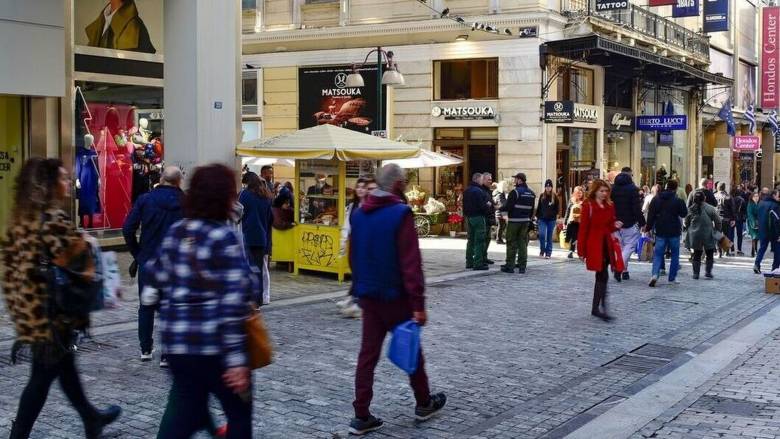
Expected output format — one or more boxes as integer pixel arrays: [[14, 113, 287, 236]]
[[730, 221, 736, 227], [413, 311, 427, 326], [615, 221, 624, 229], [223, 367, 250, 394]]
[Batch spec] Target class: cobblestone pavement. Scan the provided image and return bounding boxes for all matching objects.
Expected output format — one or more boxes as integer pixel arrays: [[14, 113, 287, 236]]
[[0, 237, 777, 438]]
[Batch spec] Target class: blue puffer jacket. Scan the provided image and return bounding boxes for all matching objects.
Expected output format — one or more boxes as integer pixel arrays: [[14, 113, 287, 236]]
[[123, 185, 184, 264], [757, 196, 780, 241], [239, 189, 273, 252]]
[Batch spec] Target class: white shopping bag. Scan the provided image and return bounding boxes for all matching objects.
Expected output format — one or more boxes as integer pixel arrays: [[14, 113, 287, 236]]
[[101, 251, 122, 308], [262, 255, 271, 305]]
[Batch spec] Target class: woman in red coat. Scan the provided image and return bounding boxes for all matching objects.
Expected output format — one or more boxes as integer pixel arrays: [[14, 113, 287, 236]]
[[578, 180, 623, 321]]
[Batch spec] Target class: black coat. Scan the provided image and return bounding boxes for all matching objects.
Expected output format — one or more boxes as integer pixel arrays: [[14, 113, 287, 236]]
[[536, 193, 559, 221], [647, 190, 688, 238], [611, 173, 646, 229], [463, 183, 489, 217]]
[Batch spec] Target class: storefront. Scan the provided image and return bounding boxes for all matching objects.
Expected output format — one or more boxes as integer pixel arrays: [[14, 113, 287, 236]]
[[544, 100, 602, 191], [637, 87, 692, 188], [603, 107, 634, 181]]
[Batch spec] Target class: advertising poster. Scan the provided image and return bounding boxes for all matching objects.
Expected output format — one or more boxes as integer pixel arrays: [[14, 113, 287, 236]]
[[672, 0, 699, 18], [762, 7, 780, 109], [74, 0, 163, 54], [298, 65, 387, 133], [703, 0, 729, 33]]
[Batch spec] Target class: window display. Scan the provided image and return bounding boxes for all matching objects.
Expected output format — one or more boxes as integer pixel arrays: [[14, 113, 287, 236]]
[[299, 160, 341, 226]]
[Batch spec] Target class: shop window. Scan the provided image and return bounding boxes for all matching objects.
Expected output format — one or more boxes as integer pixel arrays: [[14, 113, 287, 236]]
[[242, 69, 261, 116], [557, 67, 594, 105], [299, 160, 340, 226], [435, 128, 465, 140], [604, 72, 632, 109], [434, 59, 498, 100], [469, 127, 498, 140], [737, 62, 756, 110], [556, 127, 597, 190]]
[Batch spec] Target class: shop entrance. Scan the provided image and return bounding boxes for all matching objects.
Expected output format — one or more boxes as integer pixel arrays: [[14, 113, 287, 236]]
[[556, 127, 597, 191], [0, 96, 25, 235], [434, 128, 497, 196]]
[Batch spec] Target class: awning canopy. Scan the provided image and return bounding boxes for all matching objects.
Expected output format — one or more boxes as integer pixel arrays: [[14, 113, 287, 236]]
[[540, 35, 733, 87], [383, 150, 463, 169], [236, 124, 420, 161], [242, 157, 295, 168]]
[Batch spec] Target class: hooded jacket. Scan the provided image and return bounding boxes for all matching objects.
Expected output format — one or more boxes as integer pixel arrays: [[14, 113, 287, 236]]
[[611, 173, 645, 229], [463, 182, 489, 217], [123, 185, 184, 264], [349, 190, 425, 312], [646, 190, 688, 238], [757, 196, 780, 240], [239, 189, 274, 252]]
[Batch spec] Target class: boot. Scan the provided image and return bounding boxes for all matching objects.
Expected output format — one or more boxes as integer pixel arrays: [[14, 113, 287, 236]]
[[691, 258, 701, 280], [705, 257, 714, 279], [84, 405, 122, 439], [591, 281, 613, 322], [9, 419, 31, 439]]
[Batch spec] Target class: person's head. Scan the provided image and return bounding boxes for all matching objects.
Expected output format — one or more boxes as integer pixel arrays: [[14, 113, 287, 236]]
[[316, 173, 328, 184], [471, 172, 483, 186], [352, 177, 374, 204], [666, 180, 679, 192], [717, 182, 726, 192], [752, 191, 760, 203], [366, 179, 378, 193], [245, 172, 273, 199], [513, 172, 527, 186], [685, 183, 693, 194], [376, 164, 406, 196], [284, 181, 293, 191], [621, 167, 632, 177], [12, 158, 68, 220], [774, 189, 780, 202], [261, 165, 273, 182], [699, 178, 708, 189], [572, 185, 584, 202], [183, 164, 237, 222], [651, 184, 660, 195], [160, 166, 183, 187], [730, 187, 739, 198], [762, 187, 771, 196], [587, 179, 612, 203], [481, 173, 493, 187], [693, 190, 705, 205], [241, 171, 256, 187], [544, 179, 553, 194]]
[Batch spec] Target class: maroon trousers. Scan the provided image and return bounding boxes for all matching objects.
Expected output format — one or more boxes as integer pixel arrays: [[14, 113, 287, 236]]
[[353, 298, 431, 418]]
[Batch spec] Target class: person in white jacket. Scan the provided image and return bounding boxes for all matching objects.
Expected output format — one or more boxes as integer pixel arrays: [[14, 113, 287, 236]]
[[337, 177, 377, 317]]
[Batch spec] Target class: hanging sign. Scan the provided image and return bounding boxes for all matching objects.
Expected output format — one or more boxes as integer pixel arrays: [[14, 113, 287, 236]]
[[672, 0, 699, 18], [762, 7, 780, 109], [648, 0, 676, 5], [703, 0, 729, 33], [573, 104, 599, 123], [595, 0, 629, 11], [636, 115, 688, 131], [733, 135, 761, 151], [544, 101, 574, 123], [604, 107, 634, 132]]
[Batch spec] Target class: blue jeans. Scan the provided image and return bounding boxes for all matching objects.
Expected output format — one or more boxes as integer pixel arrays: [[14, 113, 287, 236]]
[[652, 236, 680, 281], [138, 264, 157, 353], [538, 219, 556, 256], [755, 238, 780, 270]]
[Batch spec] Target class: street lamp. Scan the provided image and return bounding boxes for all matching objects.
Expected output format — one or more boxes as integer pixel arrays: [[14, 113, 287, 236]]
[[345, 47, 404, 131]]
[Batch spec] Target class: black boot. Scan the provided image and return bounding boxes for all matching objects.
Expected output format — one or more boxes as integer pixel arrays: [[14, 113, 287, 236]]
[[591, 281, 613, 321], [84, 405, 122, 439], [692, 259, 701, 280], [705, 257, 714, 279], [9, 419, 30, 439]]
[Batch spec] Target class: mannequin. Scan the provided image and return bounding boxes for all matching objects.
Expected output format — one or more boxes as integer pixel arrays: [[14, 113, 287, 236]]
[[76, 133, 101, 228]]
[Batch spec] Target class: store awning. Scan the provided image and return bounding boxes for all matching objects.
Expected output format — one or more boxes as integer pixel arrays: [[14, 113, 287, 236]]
[[540, 35, 733, 87], [236, 124, 420, 161]]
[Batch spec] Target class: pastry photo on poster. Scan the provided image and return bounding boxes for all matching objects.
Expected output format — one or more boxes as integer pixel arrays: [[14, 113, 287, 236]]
[[74, 0, 162, 54], [298, 65, 387, 133]]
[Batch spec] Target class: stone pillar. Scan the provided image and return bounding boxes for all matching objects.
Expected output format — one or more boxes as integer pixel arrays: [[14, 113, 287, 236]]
[[164, 0, 241, 177]]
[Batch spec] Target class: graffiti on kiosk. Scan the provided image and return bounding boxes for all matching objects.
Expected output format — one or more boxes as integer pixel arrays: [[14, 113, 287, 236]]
[[299, 232, 337, 267]]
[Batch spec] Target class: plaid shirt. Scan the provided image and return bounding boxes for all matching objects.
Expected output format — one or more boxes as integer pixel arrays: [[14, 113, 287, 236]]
[[145, 219, 255, 369]]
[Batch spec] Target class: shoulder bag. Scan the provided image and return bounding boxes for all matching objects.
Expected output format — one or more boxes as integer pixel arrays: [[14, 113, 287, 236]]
[[245, 310, 273, 369]]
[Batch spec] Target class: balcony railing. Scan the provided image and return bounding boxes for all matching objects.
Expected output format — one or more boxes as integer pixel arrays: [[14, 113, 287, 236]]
[[561, 0, 709, 61]]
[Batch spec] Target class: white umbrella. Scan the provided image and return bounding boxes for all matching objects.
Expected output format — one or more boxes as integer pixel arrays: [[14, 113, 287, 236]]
[[383, 149, 463, 169], [242, 157, 295, 167]]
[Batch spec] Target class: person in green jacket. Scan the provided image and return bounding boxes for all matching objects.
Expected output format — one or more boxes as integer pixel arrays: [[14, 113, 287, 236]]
[[747, 191, 760, 257], [684, 190, 722, 279]]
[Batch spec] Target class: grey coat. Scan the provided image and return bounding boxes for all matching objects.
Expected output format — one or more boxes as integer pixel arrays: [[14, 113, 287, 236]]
[[684, 202, 721, 251]]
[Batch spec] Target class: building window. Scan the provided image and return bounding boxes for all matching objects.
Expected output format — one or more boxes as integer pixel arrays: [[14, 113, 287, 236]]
[[242, 69, 260, 116], [604, 72, 632, 108], [434, 58, 498, 100], [557, 67, 594, 105], [737, 62, 756, 110]]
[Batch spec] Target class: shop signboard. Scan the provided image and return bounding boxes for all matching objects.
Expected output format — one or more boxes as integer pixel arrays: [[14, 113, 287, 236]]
[[573, 104, 599, 123], [733, 135, 761, 151], [298, 65, 386, 133], [544, 101, 574, 123], [595, 0, 629, 12], [431, 100, 499, 127], [431, 105, 496, 120], [636, 115, 688, 131], [648, 0, 676, 5], [604, 107, 634, 132], [761, 7, 780, 109], [672, 0, 699, 18], [74, 0, 162, 54], [703, 0, 729, 33]]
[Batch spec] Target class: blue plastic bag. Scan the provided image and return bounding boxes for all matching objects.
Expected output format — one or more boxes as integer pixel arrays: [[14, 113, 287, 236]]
[[387, 320, 421, 375]]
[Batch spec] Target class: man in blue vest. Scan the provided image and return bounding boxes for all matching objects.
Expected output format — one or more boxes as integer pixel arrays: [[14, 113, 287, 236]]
[[348, 164, 446, 435]]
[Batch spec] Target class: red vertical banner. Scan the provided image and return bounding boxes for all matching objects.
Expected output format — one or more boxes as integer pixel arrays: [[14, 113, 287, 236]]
[[648, 0, 676, 6], [762, 7, 780, 109]]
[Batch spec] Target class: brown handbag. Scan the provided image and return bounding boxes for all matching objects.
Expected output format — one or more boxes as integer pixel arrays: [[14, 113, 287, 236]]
[[245, 311, 273, 369]]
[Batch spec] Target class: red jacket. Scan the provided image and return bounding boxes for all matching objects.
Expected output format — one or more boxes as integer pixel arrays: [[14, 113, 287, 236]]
[[577, 200, 619, 272]]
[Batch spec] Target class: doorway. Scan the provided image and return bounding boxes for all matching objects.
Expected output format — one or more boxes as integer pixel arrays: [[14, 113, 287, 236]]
[[434, 127, 497, 195]]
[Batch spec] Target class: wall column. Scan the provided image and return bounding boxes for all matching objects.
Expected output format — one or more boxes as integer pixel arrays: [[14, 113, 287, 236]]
[[164, 0, 241, 176]]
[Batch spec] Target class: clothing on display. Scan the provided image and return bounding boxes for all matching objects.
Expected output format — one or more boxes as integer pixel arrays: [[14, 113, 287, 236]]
[[75, 140, 101, 227]]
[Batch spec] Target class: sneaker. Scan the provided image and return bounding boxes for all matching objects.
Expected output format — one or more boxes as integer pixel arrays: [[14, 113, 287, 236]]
[[473, 265, 489, 271], [349, 416, 384, 435], [485, 259, 495, 264], [705, 272, 714, 279], [336, 296, 353, 308], [567, 252, 574, 259], [754, 266, 762, 274], [614, 272, 622, 283], [737, 251, 745, 256], [415, 393, 447, 421], [500, 265, 514, 273], [214, 424, 228, 438], [649, 276, 658, 287], [669, 279, 681, 285], [140, 351, 152, 362], [341, 303, 362, 319], [496, 240, 505, 245], [544, 255, 551, 259], [540, 252, 544, 257], [622, 272, 630, 281], [159, 356, 169, 368]]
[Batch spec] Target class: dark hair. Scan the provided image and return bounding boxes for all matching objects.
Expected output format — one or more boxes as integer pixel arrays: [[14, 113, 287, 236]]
[[261, 165, 273, 174], [241, 171, 255, 185], [693, 190, 705, 205], [245, 172, 273, 199], [284, 181, 293, 191], [351, 177, 375, 206], [666, 180, 679, 192], [183, 164, 236, 221], [621, 167, 632, 173], [12, 158, 64, 220]]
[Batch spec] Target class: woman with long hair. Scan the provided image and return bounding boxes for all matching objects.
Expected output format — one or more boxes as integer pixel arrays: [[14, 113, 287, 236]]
[[684, 190, 721, 279], [535, 179, 559, 259], [147, 164, 255, 438], [564, 186, 585, 259], [577, 180, 622, 322], [747, 191, 761, 257], [3, 158, 121, 439], [240, 172, 274, 306], [338, 177, 376, 317]]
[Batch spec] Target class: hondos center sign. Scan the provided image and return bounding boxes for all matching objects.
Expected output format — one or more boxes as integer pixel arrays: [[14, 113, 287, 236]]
[[763, 6, 780, 109]]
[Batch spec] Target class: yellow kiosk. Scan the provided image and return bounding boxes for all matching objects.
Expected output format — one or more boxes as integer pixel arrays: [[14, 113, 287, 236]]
[[237, 124, 419, 281]]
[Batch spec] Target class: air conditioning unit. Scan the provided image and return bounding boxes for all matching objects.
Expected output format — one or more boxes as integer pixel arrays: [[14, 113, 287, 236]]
[[242, 68, 262, 117]]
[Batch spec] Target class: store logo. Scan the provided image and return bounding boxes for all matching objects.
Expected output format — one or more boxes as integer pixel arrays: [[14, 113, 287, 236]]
[[335, 73, 347, 88], [431, 105, 495, 120], [611, 113, 632, 129], [554, 102, 564, 112], [431, 106, 442, 117], [573, 105, 598, 123]]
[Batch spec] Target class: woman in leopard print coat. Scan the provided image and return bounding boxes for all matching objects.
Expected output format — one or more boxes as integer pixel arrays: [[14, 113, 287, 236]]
[[2, 158, 120, 439]]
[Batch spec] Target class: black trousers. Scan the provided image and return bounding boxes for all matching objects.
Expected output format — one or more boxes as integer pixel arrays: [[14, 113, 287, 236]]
[[157, 355, 252, 439], [13, 350, 97, 437]]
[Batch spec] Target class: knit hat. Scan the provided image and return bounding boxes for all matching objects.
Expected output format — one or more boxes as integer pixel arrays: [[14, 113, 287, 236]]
[[544, 179, 553, 188]]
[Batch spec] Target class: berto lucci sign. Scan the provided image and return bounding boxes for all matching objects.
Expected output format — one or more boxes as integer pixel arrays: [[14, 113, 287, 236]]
[[636, 115, 688, 131]]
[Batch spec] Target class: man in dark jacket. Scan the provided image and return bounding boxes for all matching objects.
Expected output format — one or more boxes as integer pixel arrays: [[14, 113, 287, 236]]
[[687, 178, 717, 208], [754, 190, 780, 273], [646, 180, 688, 287], [122, 166, 183, 363], [611, 167, 646, 281], [348, 164, 446, 435], [463, 173, 490, 270], [481, 173, 496, 264], [500, 173, 536, 274]]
